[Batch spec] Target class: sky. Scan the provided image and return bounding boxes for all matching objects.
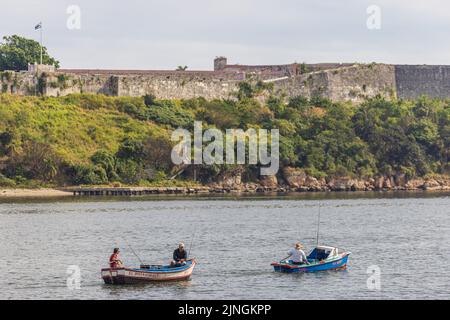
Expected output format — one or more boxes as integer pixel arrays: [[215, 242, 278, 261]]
[[1, 0, 450, 70]]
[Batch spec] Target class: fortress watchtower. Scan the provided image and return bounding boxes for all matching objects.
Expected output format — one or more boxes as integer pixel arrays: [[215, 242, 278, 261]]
[[214, 56, 228, 71]]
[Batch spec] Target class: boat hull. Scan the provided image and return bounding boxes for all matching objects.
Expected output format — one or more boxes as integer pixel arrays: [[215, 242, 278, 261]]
[[102, 260, 196, 284], [271, 253, 350, 273]]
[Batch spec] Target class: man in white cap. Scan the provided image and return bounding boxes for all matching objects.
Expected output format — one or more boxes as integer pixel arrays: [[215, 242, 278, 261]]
[[171, 242, 188, 267], [287, 243, 310, 265]]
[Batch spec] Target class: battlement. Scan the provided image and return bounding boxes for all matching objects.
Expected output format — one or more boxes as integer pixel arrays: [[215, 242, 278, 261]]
[[28, 63, 56, 74]]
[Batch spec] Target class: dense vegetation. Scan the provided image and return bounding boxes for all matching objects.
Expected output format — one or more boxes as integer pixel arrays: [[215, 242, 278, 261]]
[[0, 86, 448, 188], [0, 35, 60, 71]]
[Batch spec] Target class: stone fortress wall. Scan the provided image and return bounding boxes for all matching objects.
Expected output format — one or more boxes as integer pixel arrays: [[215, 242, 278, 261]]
[[395, 65, 450, 100], [1, 57, 450, 102]]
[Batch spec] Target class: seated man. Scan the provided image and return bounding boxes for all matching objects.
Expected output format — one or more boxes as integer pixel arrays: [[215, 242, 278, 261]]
[[287, 243, 310, 265], [171, 242, 188, 267], [109, 248, 123, 268]]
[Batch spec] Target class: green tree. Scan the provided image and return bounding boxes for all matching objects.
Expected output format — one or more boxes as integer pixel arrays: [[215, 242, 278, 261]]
[[68, 164, 108, 185], [116, 159, 143, 184], [267, 96, 285, 118], [143, 94, 157, 107], [287, 95, 309, 110], [117, 138, 145, 161], [0, 131, 13, 156], [236, 81, 274, 100], [6, 140, 60, 181], [142, 134, 174, 172], [91, 150, 119, 181], [0, 35, 60, 71], [236, 82, 254, 100]]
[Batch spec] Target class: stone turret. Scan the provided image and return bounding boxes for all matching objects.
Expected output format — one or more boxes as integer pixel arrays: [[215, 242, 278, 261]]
[[214, 56, 227, 71]]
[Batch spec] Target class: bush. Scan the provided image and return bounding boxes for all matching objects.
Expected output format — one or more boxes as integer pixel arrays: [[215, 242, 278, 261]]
[[143, 94, 157, 107], [91, 150, 119, 181], [117, 138, 145, 161], [67, 164, 108, 185], [288, 96, 309, 110], [116, 159, 143, 184], [5, 141, 60, 181], [142, 134, 174, 171], [0, 131, 13, 156], [0, 173, 16, 187], [145, 101, 194, 128]]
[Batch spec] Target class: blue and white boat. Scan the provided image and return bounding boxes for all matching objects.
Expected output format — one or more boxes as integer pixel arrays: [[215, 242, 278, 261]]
[[271, 246, 350, 273]]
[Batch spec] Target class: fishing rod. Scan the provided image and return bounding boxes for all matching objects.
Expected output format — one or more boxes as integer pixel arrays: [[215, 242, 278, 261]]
[[120, 236, 145, 265], [188, 229, 197, 259], [316, 203, 321, 247]]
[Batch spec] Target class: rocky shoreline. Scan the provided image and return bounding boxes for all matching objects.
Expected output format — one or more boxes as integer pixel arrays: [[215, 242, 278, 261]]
[[209, 167, 450, 193], [1, 170, 449, 198]]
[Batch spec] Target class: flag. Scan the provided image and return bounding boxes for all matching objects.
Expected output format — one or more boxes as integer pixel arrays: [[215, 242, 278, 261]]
[[35, 22, 42, 30]]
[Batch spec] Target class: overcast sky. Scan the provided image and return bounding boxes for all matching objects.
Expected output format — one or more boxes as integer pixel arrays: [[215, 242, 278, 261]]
[[1, 0, 449, 69]]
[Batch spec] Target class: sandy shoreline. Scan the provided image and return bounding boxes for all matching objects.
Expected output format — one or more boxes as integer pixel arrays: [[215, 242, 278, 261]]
[[0, 188, 73, 198]]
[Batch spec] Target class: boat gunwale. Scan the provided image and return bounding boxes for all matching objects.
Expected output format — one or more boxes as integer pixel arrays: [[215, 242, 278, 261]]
[[102, 260, 196, 274], [271, 252, 350, 269]]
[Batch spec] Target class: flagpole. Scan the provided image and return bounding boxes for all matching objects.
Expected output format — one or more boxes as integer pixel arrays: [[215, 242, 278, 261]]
[[40, 23, 43, 65]]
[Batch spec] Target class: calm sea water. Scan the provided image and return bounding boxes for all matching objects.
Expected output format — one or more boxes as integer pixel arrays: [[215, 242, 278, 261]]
[[0, 191, 449, 300]]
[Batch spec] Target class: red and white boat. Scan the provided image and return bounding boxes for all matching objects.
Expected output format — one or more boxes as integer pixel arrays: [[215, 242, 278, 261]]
[[101, 259, 196, 284]]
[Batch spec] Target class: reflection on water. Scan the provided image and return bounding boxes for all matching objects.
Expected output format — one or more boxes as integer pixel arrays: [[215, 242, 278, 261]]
[[104, 279, 194, 297], [0, 190, 447, 204], [0, 191, 449, 300]]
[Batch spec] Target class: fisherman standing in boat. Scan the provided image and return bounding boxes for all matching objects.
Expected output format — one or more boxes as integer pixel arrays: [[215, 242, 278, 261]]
[[171, 242, 188, 267], [287, 243, 310, 265], [109, 248, 123, 268]]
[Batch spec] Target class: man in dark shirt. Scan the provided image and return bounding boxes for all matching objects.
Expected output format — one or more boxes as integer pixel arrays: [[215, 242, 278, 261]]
[[171, 242, 187, 267]]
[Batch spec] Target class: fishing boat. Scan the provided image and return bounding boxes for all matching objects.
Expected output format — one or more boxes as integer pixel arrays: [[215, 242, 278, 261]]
[[102, 259, 196, 284], [271, 246, 350, 273]]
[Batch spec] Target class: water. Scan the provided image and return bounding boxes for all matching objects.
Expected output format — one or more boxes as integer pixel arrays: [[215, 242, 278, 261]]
[[1, 191, 449, 300]]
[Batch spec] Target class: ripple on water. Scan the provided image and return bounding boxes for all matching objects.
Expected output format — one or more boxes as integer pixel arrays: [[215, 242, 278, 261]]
[[0, 192, 449, 299]]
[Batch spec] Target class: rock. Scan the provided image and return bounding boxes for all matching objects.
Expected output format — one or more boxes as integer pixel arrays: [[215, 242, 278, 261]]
[[383, 176, 392, 189], [374, 176, 384, 190], [327, 177, 365, 191], [405, 178, 425, 190], [423, 179, 441, 190], [282, 167, 307, 188], [352, 180, 366, 191], [217, 170, 242, 188], [208, 166, 449, 193], [318, 178, 329, 191], [196, 187, 210, 193], [305, 176, 323, 191], [328, 178, 347, 191], [260, 175, 278, 188], [436, 177, 450, 190], [394, 173, 407, 187]]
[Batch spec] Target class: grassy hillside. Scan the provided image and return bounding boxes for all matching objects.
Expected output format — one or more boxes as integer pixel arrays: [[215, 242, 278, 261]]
[[0, 87, 449, 188], [0, 94, 169, 187], [0, 94, 157, 162]]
